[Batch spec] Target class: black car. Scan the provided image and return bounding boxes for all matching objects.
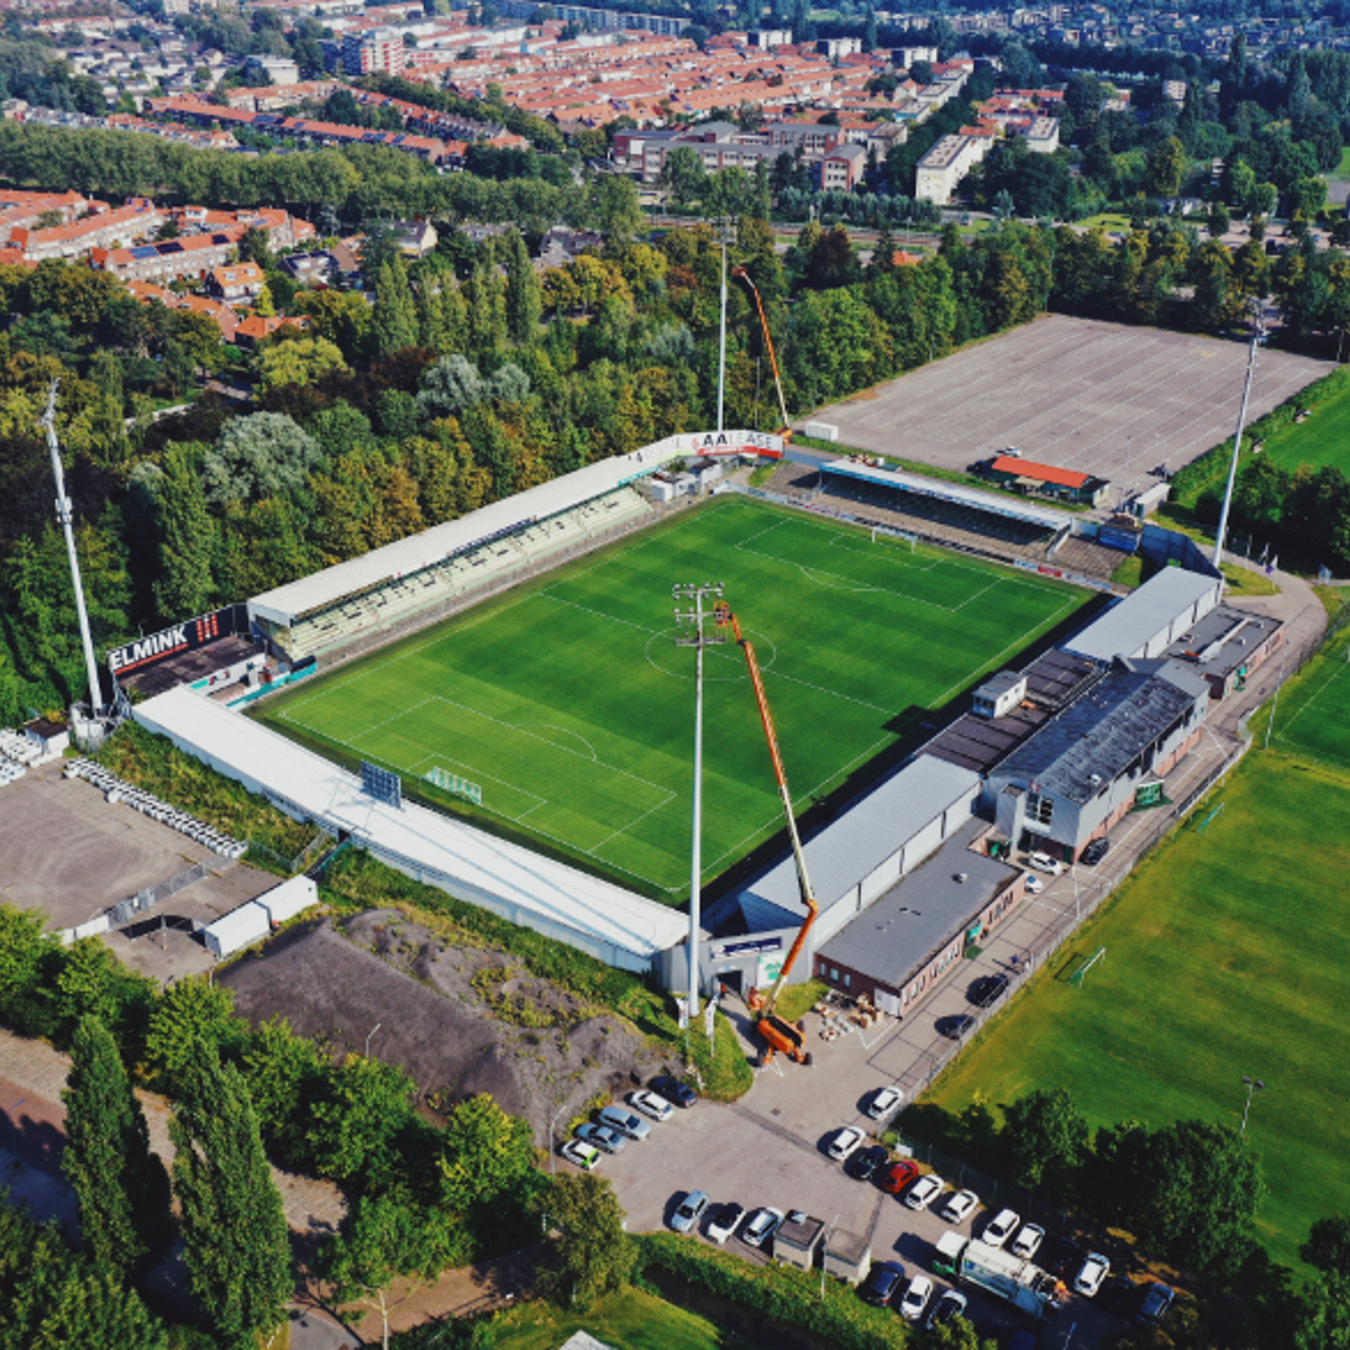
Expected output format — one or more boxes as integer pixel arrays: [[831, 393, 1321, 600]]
[[1136, 1282, 1175, 1324], [1100, 1275, 1137, 1317], [848, 1143, 889, 1182], [860, 1260, 905, 1307], [969, 974, 1010, 1008], [651, 1075, 698, 1108], [1080, 838, 1111, 866], [938, 1013, 977, 1040], [1041, 1235, 1083, 1279]]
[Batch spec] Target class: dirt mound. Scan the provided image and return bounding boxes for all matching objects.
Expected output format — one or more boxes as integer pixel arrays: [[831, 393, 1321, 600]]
[[220, 910, 662, 1143]]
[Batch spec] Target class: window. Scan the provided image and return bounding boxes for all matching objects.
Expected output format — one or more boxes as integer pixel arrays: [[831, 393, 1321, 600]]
[[1027, 792, 1054, 827], [843, 973, 851, 989], [829, 966, 839, 983]]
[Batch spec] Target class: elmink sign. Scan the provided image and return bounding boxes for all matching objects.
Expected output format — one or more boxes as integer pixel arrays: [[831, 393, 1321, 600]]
[[106, 605, 246, 676]]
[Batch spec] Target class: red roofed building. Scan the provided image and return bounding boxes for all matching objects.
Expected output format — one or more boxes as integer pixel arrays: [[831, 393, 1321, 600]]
[[205, 262, 265, 304], [233, 314, 309, 349], [985, 455, 1109, 506]]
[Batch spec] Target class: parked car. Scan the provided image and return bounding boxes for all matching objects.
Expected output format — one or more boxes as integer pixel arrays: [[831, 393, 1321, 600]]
[[1136, 1282, 1175, 1324], [867, 1085, 904, 1119], [860, 1260, 906, 1307], [1100, 1275, 1137, 1317], [1081, 837, 1111, 866], [828, 1126, 865, 1162], [598, 1105, 652, 1141], [927, 1288, 969, 1331], [574, 1122, 627, 1155], [1041, 1235, 1082, 1278], [651, 1075, 697, 1108], [559, 1139, 601, 1171], [941, 1188, 980, 1224], [848, 1143, 889, 1182], [628, 1088, 673, 1122], [1074, 1253, 1111, 1297], [969, 974, 1009, 1008], [982, 1208, 1020, 1248], [1010, 1222, 1045, 1260], [938, 1013, 976, 1040], [670, 1189, 709, 1234], [742, 1206, 785, 1248], [1023, 873, 1045, 895], [879, 1160, 921, 1194], [904, 1173, 945, 1211], [1027, 851, 1063, 875], [899, 1273, 933, 1321], [706, 1202, 743, 1245]]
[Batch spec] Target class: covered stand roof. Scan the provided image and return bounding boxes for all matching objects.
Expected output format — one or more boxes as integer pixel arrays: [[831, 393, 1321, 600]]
[[1065, 567, 1221, 664]]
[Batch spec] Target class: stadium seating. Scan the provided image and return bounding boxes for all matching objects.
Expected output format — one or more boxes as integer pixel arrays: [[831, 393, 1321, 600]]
[[284, 487, 653, 661], [64, 758, 247, 859]]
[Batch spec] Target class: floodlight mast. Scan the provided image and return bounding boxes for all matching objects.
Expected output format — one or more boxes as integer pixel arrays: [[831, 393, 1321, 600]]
[[673, 581, 727, 1023], [1213, 301, 1266, 571], [40, 381, 104, 718]]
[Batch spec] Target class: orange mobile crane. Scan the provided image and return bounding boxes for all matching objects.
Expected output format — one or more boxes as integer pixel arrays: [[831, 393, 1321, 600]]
[[731, 265, 793, 443], [715, 601, 816, 1068]]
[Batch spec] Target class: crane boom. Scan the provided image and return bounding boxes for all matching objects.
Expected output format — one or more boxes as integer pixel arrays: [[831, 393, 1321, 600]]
[[716, 603, 816, 1014], [731, 266, 792, 440]]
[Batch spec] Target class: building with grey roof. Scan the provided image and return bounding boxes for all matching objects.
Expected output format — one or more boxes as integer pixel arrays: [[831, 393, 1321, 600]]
[[1065, 566, 1221, 664], [987, 657, 1210, 862], [1161, 603, 1284, 701], [816, 815, 1024, 1016]]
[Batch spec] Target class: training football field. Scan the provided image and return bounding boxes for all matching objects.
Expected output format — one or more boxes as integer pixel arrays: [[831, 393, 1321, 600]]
[[1262, 371, 1350, 476], [1264, 631, 1350, 773], [260, 497, 1087, 900]]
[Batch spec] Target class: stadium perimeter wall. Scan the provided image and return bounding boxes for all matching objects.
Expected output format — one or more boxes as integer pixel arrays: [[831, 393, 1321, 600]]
[[133, 686, 687, 973]]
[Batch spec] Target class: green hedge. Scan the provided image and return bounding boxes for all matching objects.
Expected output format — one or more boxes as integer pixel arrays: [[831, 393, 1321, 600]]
[[636, 1234, 910, 1350], [1170, 365, 1350, 508]]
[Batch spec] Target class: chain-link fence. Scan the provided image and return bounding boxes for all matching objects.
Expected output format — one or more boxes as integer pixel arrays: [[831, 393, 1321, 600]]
[[247, 828, 334, 877]]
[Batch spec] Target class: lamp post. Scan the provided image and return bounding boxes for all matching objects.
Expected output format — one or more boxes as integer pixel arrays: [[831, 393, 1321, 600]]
[[673, 582, 727, 1039], [1213, 302, 1265, 571], [549, 1101, 570, 1176], [364, 1022, 382, 1058], [1240, 1075, 1265, 1137]]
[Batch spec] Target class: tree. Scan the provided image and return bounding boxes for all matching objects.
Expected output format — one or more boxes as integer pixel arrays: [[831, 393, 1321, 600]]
[[171, 1048, 292, 1349], [587, 174, 643, 246], [1304, 1216, 1350, 1278], [306, 1054, 415, 1188], [660, 145, 706, 209], [1144, 136, 1188, 198], [143, 975, 241, 1096], [417, 354, 487, 420], [320, 1195, 461, 1350], [257, 336, 349, 394], [62, 1016, 173, 1281], [502, 228, 541, 345], [372, 255, 418, 359], [201, 412, 320, 506], [532, 1171, 637, 1310], [1000, 1088, 1088, 1194]]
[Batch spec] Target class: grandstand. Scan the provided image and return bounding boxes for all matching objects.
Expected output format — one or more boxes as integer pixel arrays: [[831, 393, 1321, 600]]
[[248, 439, 708, 661], [757, 456, 1125, 582]]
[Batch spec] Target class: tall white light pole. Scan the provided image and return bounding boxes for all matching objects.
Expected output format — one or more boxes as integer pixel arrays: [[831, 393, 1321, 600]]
[[716, 219, 733, 433], [40, 381, 104, 719], [1213, 305, 1265, 571], [673, 582, 726, 1026], [1240, 1074, 1265, 1137]]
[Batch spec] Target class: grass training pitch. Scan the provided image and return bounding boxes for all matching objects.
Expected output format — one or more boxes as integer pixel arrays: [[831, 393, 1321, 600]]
[[1261, 371, 1350, 476], [925, 751, 1350, 1269], [260, 497, 1086, 900], [1261, 625, 1350, 774]]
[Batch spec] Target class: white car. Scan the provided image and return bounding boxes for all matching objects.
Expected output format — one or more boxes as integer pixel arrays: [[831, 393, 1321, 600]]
[[559, 1139, 601, 1171], [867, 1086, 905, 1120], [940, 1188, 980, 1224], [1023, 873, 1045, 895], [983, 1208, 1020, 1248], [1074, 1252, 1111, 1297], [706, 1202, 744, 1244], [742, 1206, 785, 1248], [904, 1173, 945, 1211], [1027, 851, 1063, 875], [899, 1272, 933, 1320], [828, 1126, 865, 1162], [1010, 1222, 1045, 1259], [629, 1088, 673, 1122]]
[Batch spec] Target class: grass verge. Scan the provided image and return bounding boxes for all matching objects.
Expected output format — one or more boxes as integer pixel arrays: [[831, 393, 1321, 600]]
[[482, 1287, 729, 1350]]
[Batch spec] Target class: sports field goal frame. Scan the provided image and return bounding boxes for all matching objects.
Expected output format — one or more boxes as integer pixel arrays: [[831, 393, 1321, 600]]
[[1068, 946, 1106, 988], [870, 523, 918, 551], [424, 765, 484, 806]]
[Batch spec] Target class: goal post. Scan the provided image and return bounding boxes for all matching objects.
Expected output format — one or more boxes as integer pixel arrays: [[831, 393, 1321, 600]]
[[1068, 946, 1106, 989], [871, 523, 917, 552]]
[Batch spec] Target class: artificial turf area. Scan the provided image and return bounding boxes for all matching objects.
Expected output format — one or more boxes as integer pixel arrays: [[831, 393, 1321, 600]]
[[1261, 372, 1350, 475], [1262, 629, 1350, 772], [924, 750, 1350, 1270], [260, 496, 1086, 900]]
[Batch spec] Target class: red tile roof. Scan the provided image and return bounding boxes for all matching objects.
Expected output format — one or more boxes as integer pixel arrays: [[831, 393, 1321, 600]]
[[988, 456, 1091, 489]]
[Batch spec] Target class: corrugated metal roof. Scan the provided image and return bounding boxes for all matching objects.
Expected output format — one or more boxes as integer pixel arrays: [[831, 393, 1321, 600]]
[[819, 815, 1017, 986], [738, 755, 981, 919], [822, 460, 1069, 531], [988, 455, 1091, 489], [996, 659, 1208, 803], [1065, 567, 1220, 663]]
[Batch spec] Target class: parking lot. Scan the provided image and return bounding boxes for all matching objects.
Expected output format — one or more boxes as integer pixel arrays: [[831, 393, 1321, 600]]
[[803, 314, 1328, 492]]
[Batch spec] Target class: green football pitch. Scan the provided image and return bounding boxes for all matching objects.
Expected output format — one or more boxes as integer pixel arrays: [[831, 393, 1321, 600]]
[[1261, 373, 1350, 475], [1262, 628, 1350, 773], [925, 751, 1350, 1269], [260, 497, 1087, 900]]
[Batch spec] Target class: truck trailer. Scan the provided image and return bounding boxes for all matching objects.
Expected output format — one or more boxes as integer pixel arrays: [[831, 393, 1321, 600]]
[[933, 1232, 1062, 1320]]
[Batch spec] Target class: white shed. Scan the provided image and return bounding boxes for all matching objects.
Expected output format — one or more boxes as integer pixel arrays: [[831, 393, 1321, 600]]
[[203, 902, 270, 959], [255, 874, 318, 926]]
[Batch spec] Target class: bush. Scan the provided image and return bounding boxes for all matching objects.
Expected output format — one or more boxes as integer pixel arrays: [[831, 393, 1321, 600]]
[[637, 1234, 908, 1350]]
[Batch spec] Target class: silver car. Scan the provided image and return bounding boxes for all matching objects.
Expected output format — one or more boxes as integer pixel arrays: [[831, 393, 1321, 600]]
[[670, 1190, 709, 1234], [598, 1105, 652, 1141]]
